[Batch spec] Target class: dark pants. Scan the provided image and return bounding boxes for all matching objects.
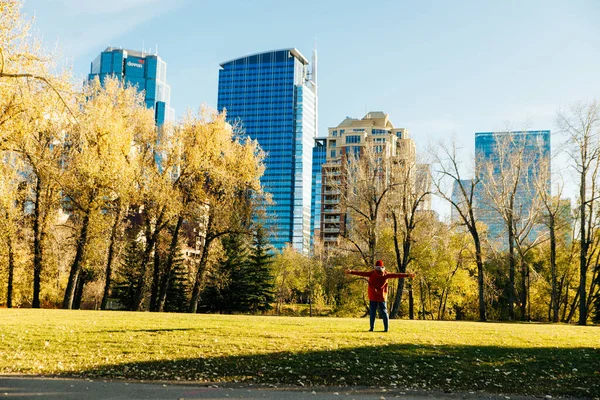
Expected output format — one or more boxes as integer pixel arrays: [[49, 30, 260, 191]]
[[369, 300, 389, 331]]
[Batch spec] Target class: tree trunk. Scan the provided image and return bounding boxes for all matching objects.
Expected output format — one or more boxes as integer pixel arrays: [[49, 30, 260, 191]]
[[101, 203, 123, 310], [520, 259, 527, 321], [473, 230, 487, 322], [508, 217, 516, 320], [6, 234, 14, 308], [189, 236, 212, 313], [62, 211, 91, 309], [149, 241, 161, 312], [578, 166, 588, 325], [550, 220, 558, 322], [158, 215, 184, 312], [408, 282, 414, 320], [72, 270, 87, 309], [32, 177, 43, 309], [132, 209, 165, 311], [390, 212, 410, 318]]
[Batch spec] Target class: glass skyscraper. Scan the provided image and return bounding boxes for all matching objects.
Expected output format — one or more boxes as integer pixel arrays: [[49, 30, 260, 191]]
[[474, 130, 551, 245], [89, 47, 174, 125], [311, 138, 327, 248], [217, 49, 318, 254]]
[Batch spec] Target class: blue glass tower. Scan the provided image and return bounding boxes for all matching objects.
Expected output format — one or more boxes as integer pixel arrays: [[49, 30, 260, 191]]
[[475, 130, 551, 245], [89, 47, 174, 125], [311, 138, 327, 248], [217, 49, 318, 254]]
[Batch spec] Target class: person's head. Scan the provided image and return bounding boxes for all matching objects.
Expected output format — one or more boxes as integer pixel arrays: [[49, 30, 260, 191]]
[[375, 260, 385, 271]]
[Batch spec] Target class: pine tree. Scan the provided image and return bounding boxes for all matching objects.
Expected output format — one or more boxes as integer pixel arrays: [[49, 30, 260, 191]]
[[112, 240, 145, 310], [163, 247, 189, 313], [245, 226, 275, 313]]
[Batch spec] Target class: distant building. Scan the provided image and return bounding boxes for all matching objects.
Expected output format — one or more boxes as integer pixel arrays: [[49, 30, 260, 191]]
[[474, 130, 551, 246], [451, 179, 473, 223], [320, 111, 424, 245], [311, 138, 327, 248], [88, 47, 174, 125], [217, 49, 318, 254]]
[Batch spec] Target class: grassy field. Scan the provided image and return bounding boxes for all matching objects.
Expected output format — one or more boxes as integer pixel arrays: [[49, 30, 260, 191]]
[[0, 309, 598, 398]]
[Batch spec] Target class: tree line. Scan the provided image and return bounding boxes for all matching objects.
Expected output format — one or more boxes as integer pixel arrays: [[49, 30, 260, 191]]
[[0, 1, 598, 324]]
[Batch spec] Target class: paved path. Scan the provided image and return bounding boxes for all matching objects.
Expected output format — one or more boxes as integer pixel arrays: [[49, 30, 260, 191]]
[[0, 376, 526, 400]]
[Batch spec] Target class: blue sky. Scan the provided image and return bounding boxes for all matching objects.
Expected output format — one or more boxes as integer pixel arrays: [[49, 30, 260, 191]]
[[22, 0, 600, 216]]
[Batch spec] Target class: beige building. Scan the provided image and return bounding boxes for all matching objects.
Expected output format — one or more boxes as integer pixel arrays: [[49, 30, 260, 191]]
[[320, 111, 425, 245]]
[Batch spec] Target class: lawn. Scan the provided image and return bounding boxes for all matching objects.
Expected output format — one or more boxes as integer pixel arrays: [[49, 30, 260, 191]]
[[0, 309, 598, 398]]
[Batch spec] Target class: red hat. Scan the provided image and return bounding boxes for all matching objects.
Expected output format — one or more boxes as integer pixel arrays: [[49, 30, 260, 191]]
[[375, 260, 384, 267]]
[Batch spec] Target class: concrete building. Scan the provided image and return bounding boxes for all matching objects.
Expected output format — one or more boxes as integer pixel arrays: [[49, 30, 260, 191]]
[[320, 111, 418, 245]]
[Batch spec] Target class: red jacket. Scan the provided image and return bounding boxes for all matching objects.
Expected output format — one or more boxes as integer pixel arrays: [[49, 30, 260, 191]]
[[348, 269, 411, 302]]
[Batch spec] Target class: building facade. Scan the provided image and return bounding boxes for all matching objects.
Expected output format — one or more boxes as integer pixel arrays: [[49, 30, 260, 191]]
[[474, 130, 551, 245], [89, 47, 174, 125], [320, 112, 417, 245], [311, 138, 327, 248], [217, 49, 318, 254]]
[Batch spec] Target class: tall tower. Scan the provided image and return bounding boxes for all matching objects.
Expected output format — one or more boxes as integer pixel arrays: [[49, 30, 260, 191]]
[[217, 49, 318, 254], [474, 130, 551, 246], [89, 47, 174, 125]]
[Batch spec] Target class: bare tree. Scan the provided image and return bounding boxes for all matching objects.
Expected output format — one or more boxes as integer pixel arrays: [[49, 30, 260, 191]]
[[431, 139, 487, 321], [388, 161, 430, 319], [558, 101, 600, 325], [478, 132, 547, 320]]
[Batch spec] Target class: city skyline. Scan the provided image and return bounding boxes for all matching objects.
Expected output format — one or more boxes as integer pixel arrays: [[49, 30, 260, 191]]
[[21, 0, 600, 217]]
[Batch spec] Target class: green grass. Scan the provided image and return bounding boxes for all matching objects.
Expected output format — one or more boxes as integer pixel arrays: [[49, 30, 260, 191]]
[[0, 309, 598, 398]]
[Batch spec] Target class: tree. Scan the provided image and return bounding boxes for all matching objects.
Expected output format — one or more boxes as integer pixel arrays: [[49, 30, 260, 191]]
[[112, 239, 145, 310], [245, 225, 275, 313], [61, 77, 155, 309], [432, 139, 487, 321], [186, 110, 265, 313], [558, 101, 600, 325], [478, 132, 546, 320], [388, 160, 430, 319]]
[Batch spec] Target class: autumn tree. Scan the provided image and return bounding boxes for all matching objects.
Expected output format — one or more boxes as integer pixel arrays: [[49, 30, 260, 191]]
[[61, 77, 155, 309], [478, 132, 547, 320], [431, 139, 487, 321], [558, 101, 600, 325]]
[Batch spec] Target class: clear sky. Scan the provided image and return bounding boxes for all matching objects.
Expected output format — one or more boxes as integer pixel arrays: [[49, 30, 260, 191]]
[[21, 0, 600, 217]]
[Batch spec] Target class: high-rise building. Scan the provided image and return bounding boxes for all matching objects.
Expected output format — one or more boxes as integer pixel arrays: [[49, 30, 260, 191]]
[[89, 47, 174, 125], [474, 130, 551, 245], [217, 49, 318, 254], [321, 112, 417, 245], [451, 179, 473, 223], [311, 138, 327, 248]]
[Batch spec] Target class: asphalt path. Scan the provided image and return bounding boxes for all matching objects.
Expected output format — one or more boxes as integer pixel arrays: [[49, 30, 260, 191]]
[[0, 376, 532, 400]]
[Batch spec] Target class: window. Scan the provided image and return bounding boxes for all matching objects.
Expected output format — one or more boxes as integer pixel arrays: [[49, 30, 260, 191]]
[[346, 135, 361, 144], [329, 140, 336, 147], [330, 150, 336, 157]]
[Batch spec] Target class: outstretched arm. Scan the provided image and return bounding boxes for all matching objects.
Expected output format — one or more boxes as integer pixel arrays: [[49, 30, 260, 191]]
[[345, 270, 371, 277], [386, 272, 415, 279]]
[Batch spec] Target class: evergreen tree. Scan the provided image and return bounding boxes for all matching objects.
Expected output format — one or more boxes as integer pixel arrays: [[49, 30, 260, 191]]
[[163, 247, 190, 312], [112, 240, 145, 310], [246, 226, 275, 313], [199, 233, 248, 313]]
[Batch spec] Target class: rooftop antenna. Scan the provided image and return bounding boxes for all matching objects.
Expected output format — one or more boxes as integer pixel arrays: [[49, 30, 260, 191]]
[[155, 44, 159, 56], [312, 38, 318, 138]]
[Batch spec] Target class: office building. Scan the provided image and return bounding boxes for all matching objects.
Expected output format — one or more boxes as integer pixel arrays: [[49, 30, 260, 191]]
[[89, 47, 174, 125], [474, 130, 551, 245], [320, 111, 418, 244], [311, 138, 327, 248], [217, 49, 318, 254]]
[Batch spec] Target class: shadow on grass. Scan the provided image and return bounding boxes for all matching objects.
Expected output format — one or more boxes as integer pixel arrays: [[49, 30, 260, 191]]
[[97, 328, 203, 333], [76, 344, 599, 398]]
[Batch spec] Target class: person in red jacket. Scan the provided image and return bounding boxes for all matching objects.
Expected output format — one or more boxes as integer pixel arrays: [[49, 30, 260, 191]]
[[345, 260, 415, 332]]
